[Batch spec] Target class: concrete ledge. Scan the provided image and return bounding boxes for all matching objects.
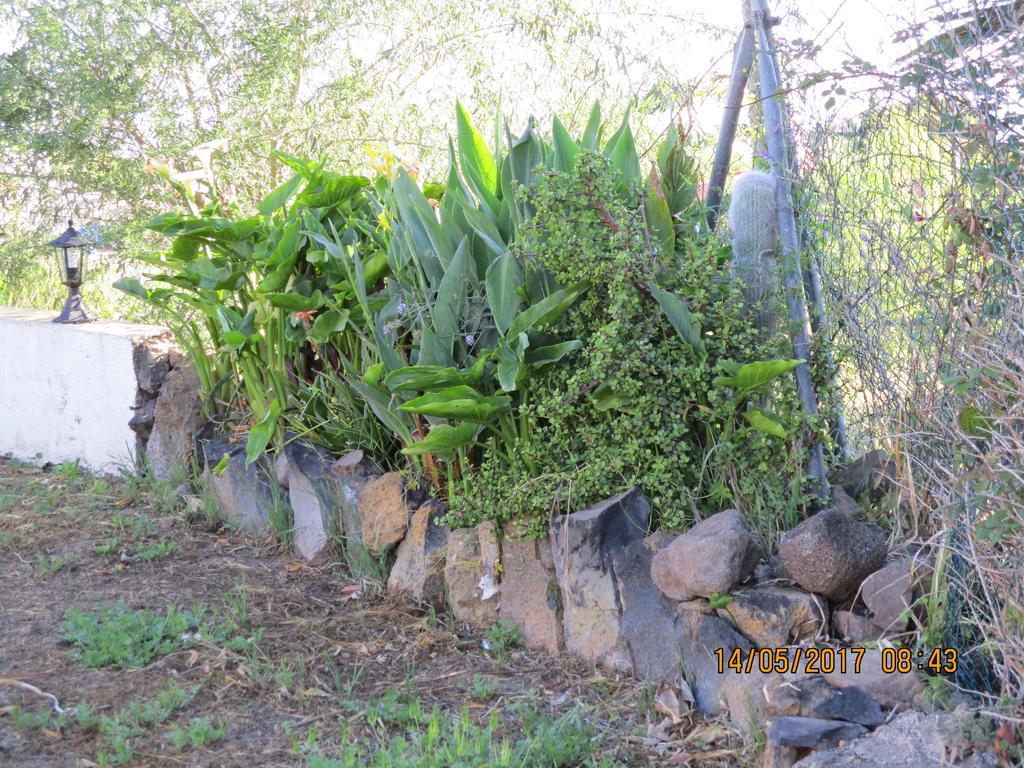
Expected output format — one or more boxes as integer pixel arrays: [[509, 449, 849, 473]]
[[0, 307, 170, 474]]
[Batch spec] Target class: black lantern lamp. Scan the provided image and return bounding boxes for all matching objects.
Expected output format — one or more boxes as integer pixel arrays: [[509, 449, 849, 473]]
[[48, 219, 94, 324]]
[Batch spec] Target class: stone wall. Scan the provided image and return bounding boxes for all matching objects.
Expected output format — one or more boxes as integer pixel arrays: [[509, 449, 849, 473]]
[[0, 308, 172, 474]]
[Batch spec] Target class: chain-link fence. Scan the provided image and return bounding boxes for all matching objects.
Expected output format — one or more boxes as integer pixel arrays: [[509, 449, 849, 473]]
[[784, 1, 1023, 705]]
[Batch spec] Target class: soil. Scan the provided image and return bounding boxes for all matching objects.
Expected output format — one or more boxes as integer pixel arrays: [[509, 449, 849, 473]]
[[0, 460, 749, 767]]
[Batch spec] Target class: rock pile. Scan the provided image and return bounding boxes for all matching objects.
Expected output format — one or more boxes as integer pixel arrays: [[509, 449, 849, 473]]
[[146, 400, 982, 768]]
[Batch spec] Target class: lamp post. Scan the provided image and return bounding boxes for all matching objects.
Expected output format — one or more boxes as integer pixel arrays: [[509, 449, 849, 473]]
[[48, 219, 94, 324]]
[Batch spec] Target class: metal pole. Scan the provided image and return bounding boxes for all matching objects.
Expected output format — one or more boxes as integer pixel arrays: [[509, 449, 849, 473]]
[[749, 0, 829, 500], [706, 25, 755, 232], [760, 14, 850, 460]]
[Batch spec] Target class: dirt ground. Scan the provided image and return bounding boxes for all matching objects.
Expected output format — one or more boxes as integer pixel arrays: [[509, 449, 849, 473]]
[[0, 460, 751, 767]]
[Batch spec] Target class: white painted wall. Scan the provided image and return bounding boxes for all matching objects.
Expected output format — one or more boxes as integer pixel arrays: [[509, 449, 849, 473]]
[[0, 308, 168, 475]]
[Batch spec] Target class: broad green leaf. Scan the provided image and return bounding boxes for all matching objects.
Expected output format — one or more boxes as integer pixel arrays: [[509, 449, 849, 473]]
[[605, 111, 641, 193], [552, 115, 580, 173], [581, 101, 602, 151], [525, 340, 583, 369], [258, 172, 303, 216], [256, 252, 298, 293], [590, 383, 638, 414], [713, 359, 804, 395], [347, 378, 415, 445], [393, 169, 454, 271], [363, 363, 385, 385], [398, 386, 510, 423], [309, 308, 350, 343], [401, 421, 479, 458], [460, 204, 506, 257], [708, 593, 733, 610], [432, 237, 472, 354], [265, 290, 324, 311], [745, 410, 789, 439], [265, 219, 301, 267], [647, 283, 705, 358], [245, 400, 281, 467], [456, 101, 500, 216], [645, 166, 675, 257], [384, 358, 489, 392], [485, 251, 524, 334], [507, 280, 590, 337], [496, 333, 528, 392]]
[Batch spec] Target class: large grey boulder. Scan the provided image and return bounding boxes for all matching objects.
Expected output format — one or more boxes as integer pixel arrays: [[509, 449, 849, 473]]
[[611, 532, 683, 683], [549, 488, 651, 671], [498, 531, 563, 654], [651, 509, 761, 601], [779, 509, 887, 601], [147, 362, 203, 481], [793, 709, 999, 768], [198, 435, 280, 533]]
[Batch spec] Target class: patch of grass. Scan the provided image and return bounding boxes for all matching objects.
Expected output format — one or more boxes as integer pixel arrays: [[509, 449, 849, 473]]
[[60, 600, 261, 669], [92, 537, 120, 556], [467, 674, 499, 701], [483, 620, 524, 666], [108, 512, 132, 532], [35, 551, 73, 574], [95, 680, 200, 765], [194, 473, 224, 531], [9, 705, 58, 731], [133, 539, 176, 561], [267, 481, 293, 547], [170, 716, 227, 751], [57, 460, 81, 488], [90, 478, 110, 497], [302, 694, 603, 768]]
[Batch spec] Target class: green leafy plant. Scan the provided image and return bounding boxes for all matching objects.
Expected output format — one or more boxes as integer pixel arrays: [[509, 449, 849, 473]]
[[170, 716, 227, 751], [483, 620, 524, 665]]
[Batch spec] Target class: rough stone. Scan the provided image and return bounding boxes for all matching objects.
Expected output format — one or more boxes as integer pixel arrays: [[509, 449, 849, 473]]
[[806, 685, 884, 726], [835, 449, 897, 502], [726, 586, 827, 647], [445, 522, 500, 628], [779, 509, 887, 601], [676, 610, 775, 733], [148, 362, 204, 481], [128, 397, 157, 440], [767, 716, 867, 749], [280, 442, 339, 560], [328, 449, 380, 545], [793, 708, 999, 768], [832, 611, 884, 643], [549, 488, 652, 671], [499, 531, 563, 654], [198, 435, 280, 533], [611, 532, 682, 683], [822, 649, 924, 710], [860, 559, 917, 632], [830, 485, 863, 519], [388, 502, 449, 603], [132, 334, 176, 394], [358, 472, 411, 555], [651, 509, 761, 601]]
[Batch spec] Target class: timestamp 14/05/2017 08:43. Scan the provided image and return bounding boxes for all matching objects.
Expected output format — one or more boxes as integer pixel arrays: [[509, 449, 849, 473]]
[[714, 645, 959, 675]]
